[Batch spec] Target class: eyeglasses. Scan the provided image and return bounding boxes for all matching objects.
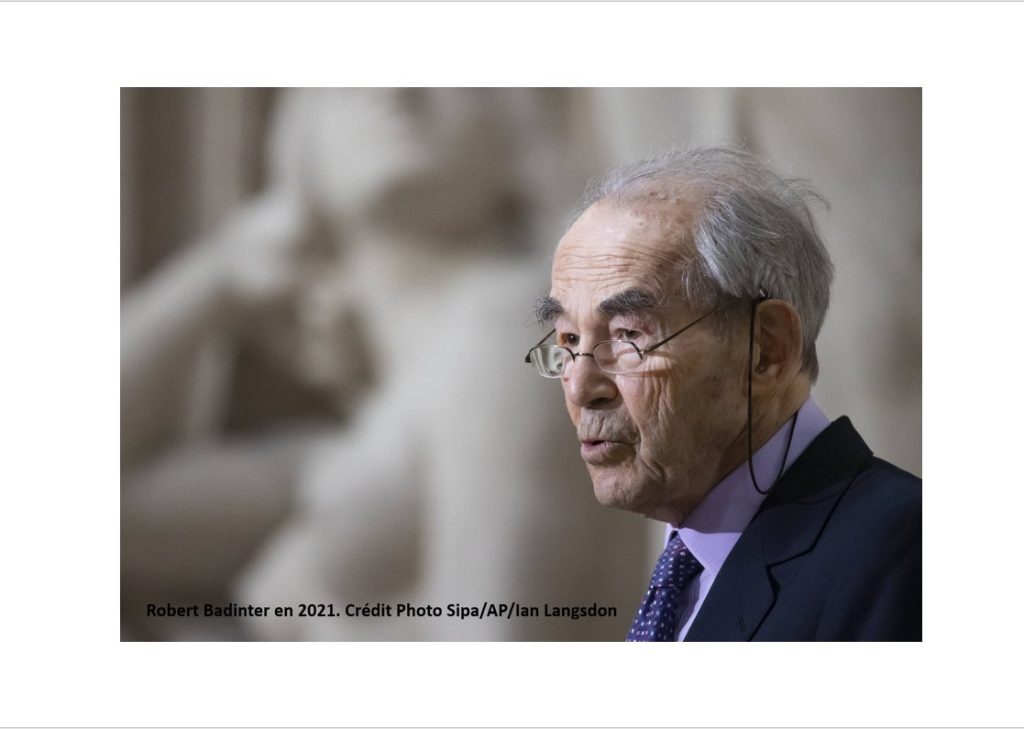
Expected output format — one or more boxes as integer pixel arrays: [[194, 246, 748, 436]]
[[524, 300, 734, 378]]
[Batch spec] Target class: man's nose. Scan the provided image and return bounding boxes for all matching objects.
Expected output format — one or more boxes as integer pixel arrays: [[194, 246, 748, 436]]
[[563, 354, 618, 409]]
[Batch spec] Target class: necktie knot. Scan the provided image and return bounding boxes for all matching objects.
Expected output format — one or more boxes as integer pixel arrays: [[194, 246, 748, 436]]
[[649, 533, 702, 589]]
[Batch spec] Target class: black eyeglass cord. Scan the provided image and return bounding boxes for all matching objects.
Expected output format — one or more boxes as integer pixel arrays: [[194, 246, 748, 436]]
[[747, 297, 799, 496]]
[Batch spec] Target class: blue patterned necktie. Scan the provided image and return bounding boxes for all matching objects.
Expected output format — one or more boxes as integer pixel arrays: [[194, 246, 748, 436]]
[[627, 531, 703, 642]]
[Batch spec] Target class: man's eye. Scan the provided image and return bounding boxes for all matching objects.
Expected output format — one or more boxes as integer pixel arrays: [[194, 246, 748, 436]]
[[616, 329, 643, 341], [560, 333, 580, 347]]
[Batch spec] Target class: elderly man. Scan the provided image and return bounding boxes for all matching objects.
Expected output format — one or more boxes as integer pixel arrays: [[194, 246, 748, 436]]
[[526, 147, 921, 641]]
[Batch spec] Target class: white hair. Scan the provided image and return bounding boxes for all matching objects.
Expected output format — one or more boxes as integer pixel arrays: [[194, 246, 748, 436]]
[[572, 146, 834, 381]]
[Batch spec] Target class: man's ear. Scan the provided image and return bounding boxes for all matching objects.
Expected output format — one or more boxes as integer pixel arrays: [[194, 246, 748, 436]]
[[753, 299, 804, 380]]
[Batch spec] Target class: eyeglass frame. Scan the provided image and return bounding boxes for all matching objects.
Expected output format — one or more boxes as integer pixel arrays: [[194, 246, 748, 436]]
[[523, 298, 739, 378]]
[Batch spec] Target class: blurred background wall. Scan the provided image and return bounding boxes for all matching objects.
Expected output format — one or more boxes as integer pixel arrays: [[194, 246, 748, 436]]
[[120, 88, 921, 641]]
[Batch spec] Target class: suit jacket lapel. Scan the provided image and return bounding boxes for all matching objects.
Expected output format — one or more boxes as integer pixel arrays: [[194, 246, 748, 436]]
[[684, 417, 873, 641], [683, 518, 776, 640]]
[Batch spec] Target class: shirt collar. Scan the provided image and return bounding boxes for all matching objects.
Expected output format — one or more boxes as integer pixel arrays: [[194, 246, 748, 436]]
[[672, 397, 831, 574]]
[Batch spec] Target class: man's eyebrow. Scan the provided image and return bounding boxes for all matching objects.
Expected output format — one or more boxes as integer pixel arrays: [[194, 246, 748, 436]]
[[534, 296, 565, 325], [598, 287, 663, 317]]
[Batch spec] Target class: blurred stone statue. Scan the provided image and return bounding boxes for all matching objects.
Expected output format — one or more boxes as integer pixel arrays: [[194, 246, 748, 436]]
[[122, 88, 647, 640], [121, 121, 375, 639], [236, 88, 647, 640]]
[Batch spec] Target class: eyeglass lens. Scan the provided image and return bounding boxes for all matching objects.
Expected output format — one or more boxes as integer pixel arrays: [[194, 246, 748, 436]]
[[529, 341, 643, 377]]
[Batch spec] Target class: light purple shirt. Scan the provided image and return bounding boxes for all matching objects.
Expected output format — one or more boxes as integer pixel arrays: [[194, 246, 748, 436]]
[[669, 397, 831, 640]]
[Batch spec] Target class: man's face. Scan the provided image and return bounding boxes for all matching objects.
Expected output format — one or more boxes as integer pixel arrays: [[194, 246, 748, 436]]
[[548, 201, 749, 525]]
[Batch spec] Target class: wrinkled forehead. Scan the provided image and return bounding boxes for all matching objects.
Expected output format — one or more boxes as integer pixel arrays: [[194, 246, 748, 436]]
[[551, 200, 692, 313]]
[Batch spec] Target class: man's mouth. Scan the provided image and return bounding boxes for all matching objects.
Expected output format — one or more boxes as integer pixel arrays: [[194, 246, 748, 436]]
[[580, 439, 630, 464]]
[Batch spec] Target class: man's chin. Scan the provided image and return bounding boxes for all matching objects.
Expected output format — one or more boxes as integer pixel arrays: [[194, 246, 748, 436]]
[[589, 468, 649, 514]]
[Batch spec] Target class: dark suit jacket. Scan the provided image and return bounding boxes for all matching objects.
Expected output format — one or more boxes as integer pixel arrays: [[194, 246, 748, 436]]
[[685, 416, 922, 641]]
